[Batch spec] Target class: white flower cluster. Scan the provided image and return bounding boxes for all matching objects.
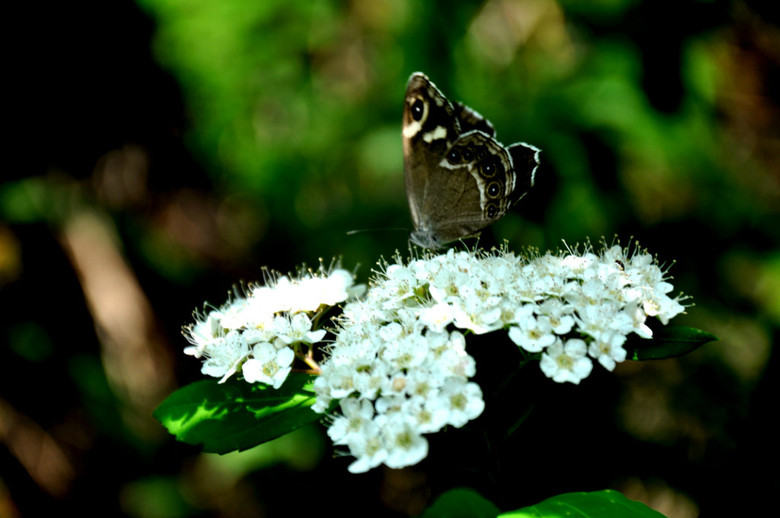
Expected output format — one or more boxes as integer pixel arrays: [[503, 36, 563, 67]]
[[181, 241, 686, 473], [311, 242, 686, 472], [183, 267, 361, 387], [314, 320, 483, 473]]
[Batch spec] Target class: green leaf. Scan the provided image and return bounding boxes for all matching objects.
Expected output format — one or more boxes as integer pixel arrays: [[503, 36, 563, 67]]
[[417, 488, 501, 518], [626, 326, 718, 361], [500, 490, 667, 518], [153, 373, 320, 454]]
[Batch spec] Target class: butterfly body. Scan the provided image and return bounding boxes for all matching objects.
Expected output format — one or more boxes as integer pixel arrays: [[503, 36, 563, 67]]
[[402, 72, 540, 248]]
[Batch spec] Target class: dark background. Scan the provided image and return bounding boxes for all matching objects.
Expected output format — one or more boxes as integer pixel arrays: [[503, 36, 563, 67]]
[[2, 0, 778, 516]]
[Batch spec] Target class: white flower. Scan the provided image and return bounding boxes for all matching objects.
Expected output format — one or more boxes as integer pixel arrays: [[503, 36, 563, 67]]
[[378, 321, 403, 342], [439, 379, 485, 427], [303, 268, 359, 309], [268, 268, 360, 313], [353, 362, 389, 400], [318, 363, 357, 399], [378, 263, 420, 306], [273, 313, 327, 345], [508, 314, 557, 353], [574, 302, 632, 342], [402, 396, 449, 433], [644, 293, 686, 325], [588, 332, 628, 371], [561, 252, 598, 277], [624, 304, 653, 338], [327, 398, 375, 445], [184, 310, 223, 358], [452, 302, 503, 335], [381, 333, 429, 370], [345, 421, 388, 474], [242, 342, 295, 388], [201, 330, 250, 383], [405, 368, 443, 399], [219, 297, 253, 331], [430, 331, 476, 378], [379, 413, 429, 470], [237, 298, 277, 340], [500, 302, 535, 327], [540, 338, 593, 384], [419, 302, 455, 332], [537, 299, 575, 335], [428, 265, 471, 303], [311, 377, 333, 414]]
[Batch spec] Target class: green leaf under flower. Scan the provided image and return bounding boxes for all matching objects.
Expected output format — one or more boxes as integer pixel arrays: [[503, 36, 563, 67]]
[[416, 488, 500, 518], [417, 489, 666, 518], [153, 372, 319, 454], [498, 489, 667, 517], [626, 326, 718, 361]]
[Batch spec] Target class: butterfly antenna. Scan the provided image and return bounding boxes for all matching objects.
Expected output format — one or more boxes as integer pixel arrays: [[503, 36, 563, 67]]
[[345, 227, 408, 237]]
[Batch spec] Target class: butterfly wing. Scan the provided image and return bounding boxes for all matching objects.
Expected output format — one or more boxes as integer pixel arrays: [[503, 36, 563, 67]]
[[403, 73, 461, 244], [507, 142, 541, 199], [453, 101, 495, 136], [413, 130, 518, 246]]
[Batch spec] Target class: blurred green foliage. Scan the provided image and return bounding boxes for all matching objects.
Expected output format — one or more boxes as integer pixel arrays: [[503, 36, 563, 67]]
[[2, 0, 778, 516], [125, 0, 779, 275]]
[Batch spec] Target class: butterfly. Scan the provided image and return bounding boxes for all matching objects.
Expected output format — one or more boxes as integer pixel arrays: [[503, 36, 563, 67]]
[[402, 72, 540, 249]]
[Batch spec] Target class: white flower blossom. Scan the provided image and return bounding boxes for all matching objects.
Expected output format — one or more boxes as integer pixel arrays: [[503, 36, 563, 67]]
[[403, 395, 450, 433], [379, 413, 429, 470], [201, 330, 250, 383], [588, 332, 628, 371], [345, 421, 387, 474], [242, 342, 295, 388], [419, 302, 455, 332], [273, 313, 327, 345], [438, 379, 485, 428], [327, 398, 375, 445], [508, 314, 557, 352], [540, 338, 593, 384], [184, 310, 223, 358]]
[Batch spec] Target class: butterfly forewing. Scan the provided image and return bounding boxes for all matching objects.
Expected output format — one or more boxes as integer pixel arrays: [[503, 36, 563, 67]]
[[453, 102, 495, 137], [402, 73, 460, 237]]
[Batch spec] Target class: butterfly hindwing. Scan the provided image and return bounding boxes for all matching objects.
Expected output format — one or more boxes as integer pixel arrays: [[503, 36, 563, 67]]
[[507, 142, 541, 202]]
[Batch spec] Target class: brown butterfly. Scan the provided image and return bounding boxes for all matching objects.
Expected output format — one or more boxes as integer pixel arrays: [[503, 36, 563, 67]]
[[402, 72, 540, 248]]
